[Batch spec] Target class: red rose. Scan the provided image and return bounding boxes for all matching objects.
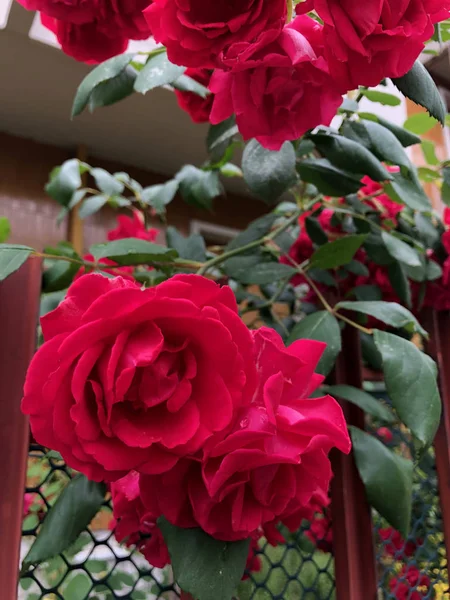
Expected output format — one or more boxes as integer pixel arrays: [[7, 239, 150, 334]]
[[174, 69, 214, 124], [22, 273, 256, 481], [144, 0, 286, 69], [424, 257, 450, 311], [379, 527, 418, 558], [359, 171, 403, 225], [305, 510, 333, 553], [209, 16, 342, 151], [376, 427, 394, 443], [389, 565, 430, 600], [140, 328, 350, 541], [314, 0, 450, 90], [107, 210, 159, 242], [444, 207, 450, 227], [112, 471, 170, 568]]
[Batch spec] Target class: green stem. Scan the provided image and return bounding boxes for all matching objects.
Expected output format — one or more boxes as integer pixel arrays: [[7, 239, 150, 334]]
[[197, 210, 301, 276]]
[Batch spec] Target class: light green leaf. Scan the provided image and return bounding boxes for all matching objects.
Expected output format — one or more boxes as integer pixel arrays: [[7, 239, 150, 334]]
[[350, 426, 413, 537], [79, 195, 108, 219], [90, 168, 124, 196], [0, 244, 33, 281], [0, 217, 11, 243], [374, 330, 441, 450], [336, 301, 426, 336], [141, 180, 179, 214], [326, 384, 395, 423], [310, 234, 367, 270], [287, 311, 341, 376], [134, 52, 185, 94], [421, 140, 440, 165], [360, 90, 401, 106], [64, 574, 92, 600], [158, 517, 250, 600], [404, 113, 439, 135]]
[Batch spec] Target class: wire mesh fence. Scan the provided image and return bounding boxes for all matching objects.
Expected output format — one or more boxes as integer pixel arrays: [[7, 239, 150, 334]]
[[19, 385, 449, 600]]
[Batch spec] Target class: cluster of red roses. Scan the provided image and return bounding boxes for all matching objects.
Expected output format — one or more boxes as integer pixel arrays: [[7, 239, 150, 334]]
[[15, 0, 450, 149], [22, 236, 350, 569]]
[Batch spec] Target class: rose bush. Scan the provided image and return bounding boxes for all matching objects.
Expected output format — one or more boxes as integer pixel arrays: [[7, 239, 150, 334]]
[[22, 273, 257, 481]]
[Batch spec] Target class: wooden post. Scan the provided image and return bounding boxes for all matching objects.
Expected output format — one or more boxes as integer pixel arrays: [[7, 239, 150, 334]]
[[330, 325, 378, 600], [422, 310, 450, 564], [67, 145, 87, 254], [0, 258, 41, 599]]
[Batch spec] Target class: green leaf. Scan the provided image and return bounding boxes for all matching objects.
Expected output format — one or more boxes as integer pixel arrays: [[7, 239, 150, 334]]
[[226, 214, 277, 251], [384, 171, 431, 211], [237, 262, 296, 285], [72, 54, 134, 117], [442, 167, 450, 206], [388, 262, 412, 308], [305, 216, 328, 245], [79, 195, 108, 219], [207, 117, 239, 163], [45, 159, 83, 207], [326, 385, 395, 423], [242, 140, 297, 203], [90, 168, 124, 196], [421, 140, 440, 166], [64, 573, 92, 600], [343, 120, 411, 171], [166, 227, 207, 262], [287, 311, 341, 376], [336, 301, 426, 336], [297, 158, 362, 196], [404, 112, 439, 135], [381, 231, 421, 267], [43, 260, 80, 293], [358, 113, 421, 147], [141, 180, 179, 214], [310, 234, 367, 270], [427, 260, 443, 281], [88, 67, 136, 112], [21, 475, 106, 572], [360, 89, 401, 106], [134, 52, 185, 94], [353, 284, 382, 301], [350, 426, 413, 537], [0, 244, 33, 281], [392, 61, 446, 125], [90, 238, 177, 265], [414, 213, 440, 248], [158, 517, 250, 600], [172, 74, 210, 97], [0, 217, 10, 243], [176, 166, 223, 209], [361, 331, 383, 371], [311, 133, 392, 182], [374, 330, 441, 450], [220, 163, 243, 178]]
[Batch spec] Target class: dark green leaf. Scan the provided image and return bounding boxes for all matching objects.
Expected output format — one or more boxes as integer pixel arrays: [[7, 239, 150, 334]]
[[381, 231, 421, 267], [358, 112, 421, 147], [134, 52, 185, 94], [222, 253, 262, 281], [361, 331, 383, 371], [310, 235, 367, 270], [226, 214, 277, 251], [426, 260, 442, 281], [166, 227, 207, 262], [21, 475, 106, 572], [90, 168, 124, 196], [384, 171, 431, 211], [88, 67, 136, 112], [364, 233, 394, 265], [237, 262, 296, 285], [346, 260, 369, 277], [297, 158, 362, 196], [414, 213, 440, 248], [326, 385, 395, 423], [309, 268, 337, 288], [43, 260, 80, 293], [172, 74, 210, 97], [90, 238, 177, 265], [305, 216, 328, 245], [388, 262, 412, 308], [0, 217, 10, 243], [336, 301, 426, 336], [350, 426, 413, 537], [287, 311, 341, 376], [0, 244, 33, 281], [207, 117, 239, 163], [374, 330, 441, 450], [72, 54, 134, 117], [311, 133, 392, 182], [242, 140, 297, 203], [442, 167, 450, 206], [392, 60, 446, 125], [353, 285, 382, 301], [176, 166, 223, 209], [158, 517, 250, 600]]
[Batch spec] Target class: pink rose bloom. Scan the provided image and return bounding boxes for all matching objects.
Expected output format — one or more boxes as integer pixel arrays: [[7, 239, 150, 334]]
[[209, 16, 342, 151], [140, 328, 350, 541], [22, 274, 256, 481], [107, 210, 159, 242], [175, 69, 214, 124], [313, 0, 450, 90], [144, 0, 286, 69], [111, 471, 170, 568]]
